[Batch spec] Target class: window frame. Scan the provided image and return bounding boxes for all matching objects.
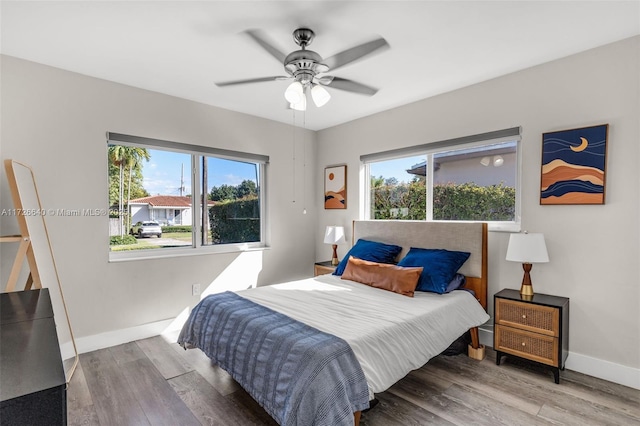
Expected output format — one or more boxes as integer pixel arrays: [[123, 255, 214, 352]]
[[107, 133, 268, 262], [362, 129, 522, 232]]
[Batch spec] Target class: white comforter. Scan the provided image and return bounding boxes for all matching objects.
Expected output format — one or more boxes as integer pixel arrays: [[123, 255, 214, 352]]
[[239, 274, 490, 397]]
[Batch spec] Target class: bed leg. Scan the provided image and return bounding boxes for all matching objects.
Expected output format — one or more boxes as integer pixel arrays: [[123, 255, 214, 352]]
[[467, 327, 485, 360], [354, 410, 361, 426]]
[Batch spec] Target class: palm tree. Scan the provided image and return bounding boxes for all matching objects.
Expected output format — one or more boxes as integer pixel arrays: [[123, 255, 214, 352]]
[[371, 175, 385, 188], [108, 146, 150, 235]]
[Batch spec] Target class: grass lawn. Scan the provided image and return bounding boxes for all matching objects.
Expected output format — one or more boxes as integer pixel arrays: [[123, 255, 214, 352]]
[[109, 231, 210, 251], [162, 232, 193, 242], [110, 239, 161, 251]]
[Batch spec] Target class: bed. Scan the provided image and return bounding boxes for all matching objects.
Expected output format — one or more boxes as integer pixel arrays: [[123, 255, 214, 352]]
[[178, 220, 490, 426]]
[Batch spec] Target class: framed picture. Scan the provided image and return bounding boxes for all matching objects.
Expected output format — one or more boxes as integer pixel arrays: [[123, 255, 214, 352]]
[[540, 124, 608, 205], [324, 165, 347, 209]]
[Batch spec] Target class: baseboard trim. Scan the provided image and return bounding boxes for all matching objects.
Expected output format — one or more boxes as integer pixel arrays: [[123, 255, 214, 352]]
[[479, 327, 639, 390], [565, 351, 640, 390], [72, 318, 176, 355]]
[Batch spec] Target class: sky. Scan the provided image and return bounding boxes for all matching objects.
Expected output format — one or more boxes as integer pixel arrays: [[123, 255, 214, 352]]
[[142, 149, 258, 196], [369, 155, 425, 183], [139, 148, 420, 196]]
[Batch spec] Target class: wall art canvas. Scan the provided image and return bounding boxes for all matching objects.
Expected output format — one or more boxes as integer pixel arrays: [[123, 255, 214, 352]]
[[324, 165, 347, 209], [540, 124, 608, 205]]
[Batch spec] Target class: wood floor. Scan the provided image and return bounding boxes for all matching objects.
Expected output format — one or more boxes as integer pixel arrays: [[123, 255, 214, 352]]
[[68, 333, 640, 426]]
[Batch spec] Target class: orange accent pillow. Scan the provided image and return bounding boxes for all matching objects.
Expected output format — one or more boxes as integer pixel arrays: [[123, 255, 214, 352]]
[[341, 256, 423, 297]]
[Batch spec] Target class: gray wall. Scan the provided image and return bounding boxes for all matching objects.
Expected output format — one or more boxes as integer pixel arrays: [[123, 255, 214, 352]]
[[316, 36, 640, 381], [0, 55, 317, 340]]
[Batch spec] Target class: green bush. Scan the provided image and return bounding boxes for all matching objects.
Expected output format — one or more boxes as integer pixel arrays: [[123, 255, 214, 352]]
[[373, 181, 515, 221], [434, 182, 515, 221], [372, 179, 427, 220], [109, 235, 137, 246], [110, 244, 161, 251], [209, 198, 260, 244], [161, 225, 191, 233]]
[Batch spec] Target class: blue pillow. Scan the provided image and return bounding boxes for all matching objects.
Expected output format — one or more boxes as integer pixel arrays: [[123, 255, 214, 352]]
[[333, 239, 402, 276], [445, 273, 466, 293], [397, 248, 470, 294]]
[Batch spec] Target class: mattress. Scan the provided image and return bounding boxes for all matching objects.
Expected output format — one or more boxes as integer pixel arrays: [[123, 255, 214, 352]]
[[239, 273, 490, 396]]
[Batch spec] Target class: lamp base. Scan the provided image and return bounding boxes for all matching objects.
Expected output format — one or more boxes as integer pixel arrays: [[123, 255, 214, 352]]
[[331, 244, 339, 265], [520, 262, 534, 298], [519, 286, 534, 301]]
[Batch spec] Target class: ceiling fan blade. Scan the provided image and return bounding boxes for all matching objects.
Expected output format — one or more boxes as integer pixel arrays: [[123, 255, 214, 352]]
[[245, 29, 287, 64], [324, 38, 389, 71], [323, 77, 378, 96], [215, 76, 289, 87]]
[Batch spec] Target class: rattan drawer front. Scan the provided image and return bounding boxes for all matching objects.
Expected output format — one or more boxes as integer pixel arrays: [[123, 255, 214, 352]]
[[495, 298, 559, 336], [495, 325, 559, 366]]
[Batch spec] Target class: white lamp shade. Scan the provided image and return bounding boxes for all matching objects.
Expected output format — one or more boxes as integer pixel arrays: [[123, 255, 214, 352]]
[[506, 233, 549, 263], [493, 155, 504, 167], [311, 84, 331, 107], [284, 81, 304, 104], [323, 226, 346, 245], [289, 95, 307, 111]]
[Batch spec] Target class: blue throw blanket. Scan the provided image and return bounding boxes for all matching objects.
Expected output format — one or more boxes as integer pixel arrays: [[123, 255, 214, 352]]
[[178, 292, 370, 425]]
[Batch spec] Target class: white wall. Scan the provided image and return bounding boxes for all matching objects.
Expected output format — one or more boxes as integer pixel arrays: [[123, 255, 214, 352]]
[[316, 36, 640, 387], [1, 35, 638, 389], [0, 55, 317, 340]]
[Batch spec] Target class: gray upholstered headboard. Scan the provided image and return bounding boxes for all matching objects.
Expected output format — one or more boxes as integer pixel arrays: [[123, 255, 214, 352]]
[[352, 220, 488, 309]]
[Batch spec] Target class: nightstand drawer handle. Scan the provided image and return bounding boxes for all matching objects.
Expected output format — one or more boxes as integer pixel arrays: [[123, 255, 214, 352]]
[[521, 342, 526, 347], [522, 314, 527, 319]]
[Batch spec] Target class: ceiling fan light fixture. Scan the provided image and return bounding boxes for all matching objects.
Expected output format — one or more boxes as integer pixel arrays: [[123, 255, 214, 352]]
[[284, 81, 304, 104], [290, 95, 307, 111], [311, 84, 331, 107], [217, 28, 389, 112]]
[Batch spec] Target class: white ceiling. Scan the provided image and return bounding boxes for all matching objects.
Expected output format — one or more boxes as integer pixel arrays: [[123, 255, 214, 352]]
[[2, 1, 639, 131]]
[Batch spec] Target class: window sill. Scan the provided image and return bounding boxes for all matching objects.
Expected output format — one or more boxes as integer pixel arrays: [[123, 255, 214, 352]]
[[108, 243, 269, 262], [427, 220, 520, 233], [487, 222, 521, 233]]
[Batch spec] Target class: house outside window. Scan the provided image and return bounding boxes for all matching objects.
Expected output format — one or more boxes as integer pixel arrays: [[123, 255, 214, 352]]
[[363, 128, 521, 231], [128, 195, 213, 226], [107, 133, 267, 260]]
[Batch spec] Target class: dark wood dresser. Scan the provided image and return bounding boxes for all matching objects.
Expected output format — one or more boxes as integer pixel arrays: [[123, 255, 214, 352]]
[[1, 289, 67, 425]]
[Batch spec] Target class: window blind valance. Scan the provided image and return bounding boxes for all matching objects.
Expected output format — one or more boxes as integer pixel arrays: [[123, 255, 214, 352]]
[[360, 127, 521, 163], [107, 132, 269, 164]]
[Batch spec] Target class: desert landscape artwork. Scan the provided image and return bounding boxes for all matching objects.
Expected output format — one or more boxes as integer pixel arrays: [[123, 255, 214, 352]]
[[540, 124, 608, 205], [324, 165, 347, 209]]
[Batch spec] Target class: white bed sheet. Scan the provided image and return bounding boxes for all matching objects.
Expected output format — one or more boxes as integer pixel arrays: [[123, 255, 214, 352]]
[[239, 274, 490, 397]]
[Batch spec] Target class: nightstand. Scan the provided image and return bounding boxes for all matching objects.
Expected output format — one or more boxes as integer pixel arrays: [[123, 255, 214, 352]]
[[494, 289, 569, 384], [314, 261, 337, 276]]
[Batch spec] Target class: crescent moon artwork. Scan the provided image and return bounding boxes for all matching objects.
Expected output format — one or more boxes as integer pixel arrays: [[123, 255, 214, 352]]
[[540, 124, 608, 205], [570, 137, 589, 152]]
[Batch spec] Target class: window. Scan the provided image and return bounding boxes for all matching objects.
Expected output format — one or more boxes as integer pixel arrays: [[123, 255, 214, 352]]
[[363, 128, 520, 231], [107, 133, 267, 260]]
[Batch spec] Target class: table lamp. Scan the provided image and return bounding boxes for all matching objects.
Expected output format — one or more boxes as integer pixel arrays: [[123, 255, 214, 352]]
[[506, 232, 549, 298], [324, 226, 346, 265]]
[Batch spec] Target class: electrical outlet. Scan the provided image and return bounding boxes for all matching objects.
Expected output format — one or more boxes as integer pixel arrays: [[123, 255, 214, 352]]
[[192, 283, 201, 296]]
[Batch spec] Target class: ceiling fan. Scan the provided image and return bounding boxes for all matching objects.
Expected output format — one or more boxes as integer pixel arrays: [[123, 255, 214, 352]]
[[215, 28, 389, 110]]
